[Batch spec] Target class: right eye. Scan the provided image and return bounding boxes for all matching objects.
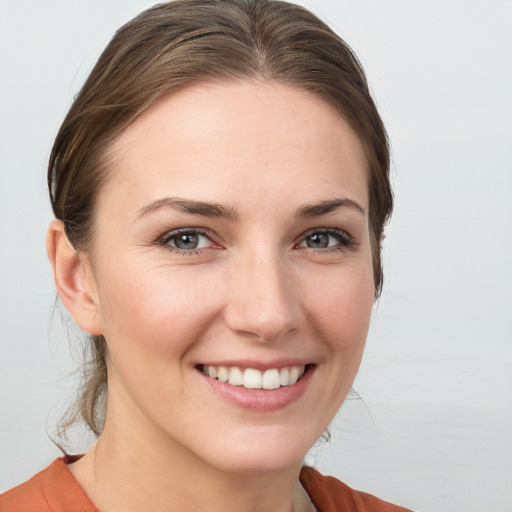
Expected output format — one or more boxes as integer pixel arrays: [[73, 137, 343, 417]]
[[158, 228, 214, 253]]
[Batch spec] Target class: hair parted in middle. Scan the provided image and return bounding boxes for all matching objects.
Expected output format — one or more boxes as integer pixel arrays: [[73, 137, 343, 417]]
[[48, 0, 392, 441]]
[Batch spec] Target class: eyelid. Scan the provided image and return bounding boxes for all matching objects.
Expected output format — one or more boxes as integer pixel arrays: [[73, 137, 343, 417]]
[[155, 226, 356, 255], [156, 227, 220, 253], [296, 227, 357, 250]]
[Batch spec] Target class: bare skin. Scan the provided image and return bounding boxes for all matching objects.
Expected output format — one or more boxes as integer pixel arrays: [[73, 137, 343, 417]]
[[47, 80, 374, 512]]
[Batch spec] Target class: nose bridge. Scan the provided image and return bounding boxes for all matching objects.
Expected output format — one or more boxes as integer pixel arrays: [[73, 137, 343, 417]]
[[224, 244, 298, 342]]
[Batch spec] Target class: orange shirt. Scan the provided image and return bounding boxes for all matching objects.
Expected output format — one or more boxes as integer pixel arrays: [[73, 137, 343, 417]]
[[300, 466, 412, 512], [0, 459, 97, 512], [0, 459, 412, 511]]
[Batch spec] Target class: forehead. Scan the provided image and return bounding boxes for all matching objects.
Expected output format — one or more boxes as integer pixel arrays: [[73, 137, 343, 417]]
[[103, 80, 369, 212]]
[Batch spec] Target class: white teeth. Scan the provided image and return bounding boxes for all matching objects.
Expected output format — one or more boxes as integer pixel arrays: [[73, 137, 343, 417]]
[[217, 366, 228, 383], [228, 367, 243, 386], [279, 367, 290, 386], [243, 368, 262, 389], [289, 366, 300, 385], [202, 364, 306, 390], [262, 369, 280, 390]]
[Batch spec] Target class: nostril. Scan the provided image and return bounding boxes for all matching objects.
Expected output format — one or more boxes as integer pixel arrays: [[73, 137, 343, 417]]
[[222, 265, 298, 342]]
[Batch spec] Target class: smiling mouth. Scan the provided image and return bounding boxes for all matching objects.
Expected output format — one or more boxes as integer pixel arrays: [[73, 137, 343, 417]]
[[197, 364, 309, 390]]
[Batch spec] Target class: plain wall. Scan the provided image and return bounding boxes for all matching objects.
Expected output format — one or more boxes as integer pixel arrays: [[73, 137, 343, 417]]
[[0, 1, 511, 511]]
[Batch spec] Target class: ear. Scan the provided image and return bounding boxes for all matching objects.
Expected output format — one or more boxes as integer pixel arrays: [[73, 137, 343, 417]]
[[46, 220, 103, 335]]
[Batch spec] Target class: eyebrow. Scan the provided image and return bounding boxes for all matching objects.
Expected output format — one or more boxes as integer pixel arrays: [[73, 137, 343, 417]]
[[137, 196, 365, 221], [296, 198, 366, 218], [137, 197, 239, 221]]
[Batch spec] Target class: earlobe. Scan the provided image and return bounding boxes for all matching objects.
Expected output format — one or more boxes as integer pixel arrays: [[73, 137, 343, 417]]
[[46, 220, 103, 335]]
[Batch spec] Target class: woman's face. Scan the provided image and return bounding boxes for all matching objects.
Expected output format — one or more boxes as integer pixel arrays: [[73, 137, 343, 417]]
[[86, 81, 374, 474]]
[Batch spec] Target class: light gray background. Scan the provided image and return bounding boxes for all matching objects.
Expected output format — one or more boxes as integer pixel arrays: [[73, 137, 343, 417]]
[[0, 1, 511, 511]]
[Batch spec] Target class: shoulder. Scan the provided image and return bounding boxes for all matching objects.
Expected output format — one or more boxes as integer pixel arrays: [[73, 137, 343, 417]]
[[299, 466, 413, 512], [0, 458, 97, 512]]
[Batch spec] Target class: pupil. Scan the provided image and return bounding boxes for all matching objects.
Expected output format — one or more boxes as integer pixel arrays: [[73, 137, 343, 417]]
[[308, 233, 328, 248], [176, 234, 198, 249]]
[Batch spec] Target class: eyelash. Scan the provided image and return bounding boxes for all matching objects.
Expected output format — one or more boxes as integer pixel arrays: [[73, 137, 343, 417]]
[[156, 227, 357, 255], [156, 227, 216, 256], [296, 228, 357, 253]]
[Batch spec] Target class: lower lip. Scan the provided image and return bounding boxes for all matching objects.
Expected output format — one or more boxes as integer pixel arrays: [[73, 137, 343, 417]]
[[199, 366, 315, 412]]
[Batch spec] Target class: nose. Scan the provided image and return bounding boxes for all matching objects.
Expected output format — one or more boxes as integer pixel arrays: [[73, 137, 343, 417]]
[[223, 250, 299, 342]]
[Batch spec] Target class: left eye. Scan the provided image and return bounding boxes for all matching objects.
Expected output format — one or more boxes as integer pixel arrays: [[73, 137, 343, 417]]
[[298, 230, 352, 249], [159, 229, 213, 251]]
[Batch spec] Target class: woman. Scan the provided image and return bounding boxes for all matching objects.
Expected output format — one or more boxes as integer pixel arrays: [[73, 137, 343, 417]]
[[0, 0, 410, 510]]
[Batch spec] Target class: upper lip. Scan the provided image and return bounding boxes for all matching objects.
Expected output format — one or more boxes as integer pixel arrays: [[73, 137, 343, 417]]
[[197, 358, 313, 371]]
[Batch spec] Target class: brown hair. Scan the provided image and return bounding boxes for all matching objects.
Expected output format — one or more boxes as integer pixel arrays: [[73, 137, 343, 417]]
[[49, 0, 392, 439]]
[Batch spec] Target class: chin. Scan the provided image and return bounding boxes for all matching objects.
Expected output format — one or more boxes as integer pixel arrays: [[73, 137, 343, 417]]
[[211, 452, 303, 476], [196, 425, 319, 476]]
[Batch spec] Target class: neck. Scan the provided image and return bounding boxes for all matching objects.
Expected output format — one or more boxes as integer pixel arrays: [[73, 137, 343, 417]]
[[69, 390, 302, 512]]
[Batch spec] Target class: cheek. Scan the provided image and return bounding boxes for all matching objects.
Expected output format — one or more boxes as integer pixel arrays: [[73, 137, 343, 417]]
[[297, 264, 374, 433], [95, 261, 224, 358], [304, 263, 374, 351]]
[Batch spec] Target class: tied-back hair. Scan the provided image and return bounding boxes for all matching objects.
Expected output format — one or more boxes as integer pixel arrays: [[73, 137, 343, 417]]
[[49, 0, 392, 442]]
